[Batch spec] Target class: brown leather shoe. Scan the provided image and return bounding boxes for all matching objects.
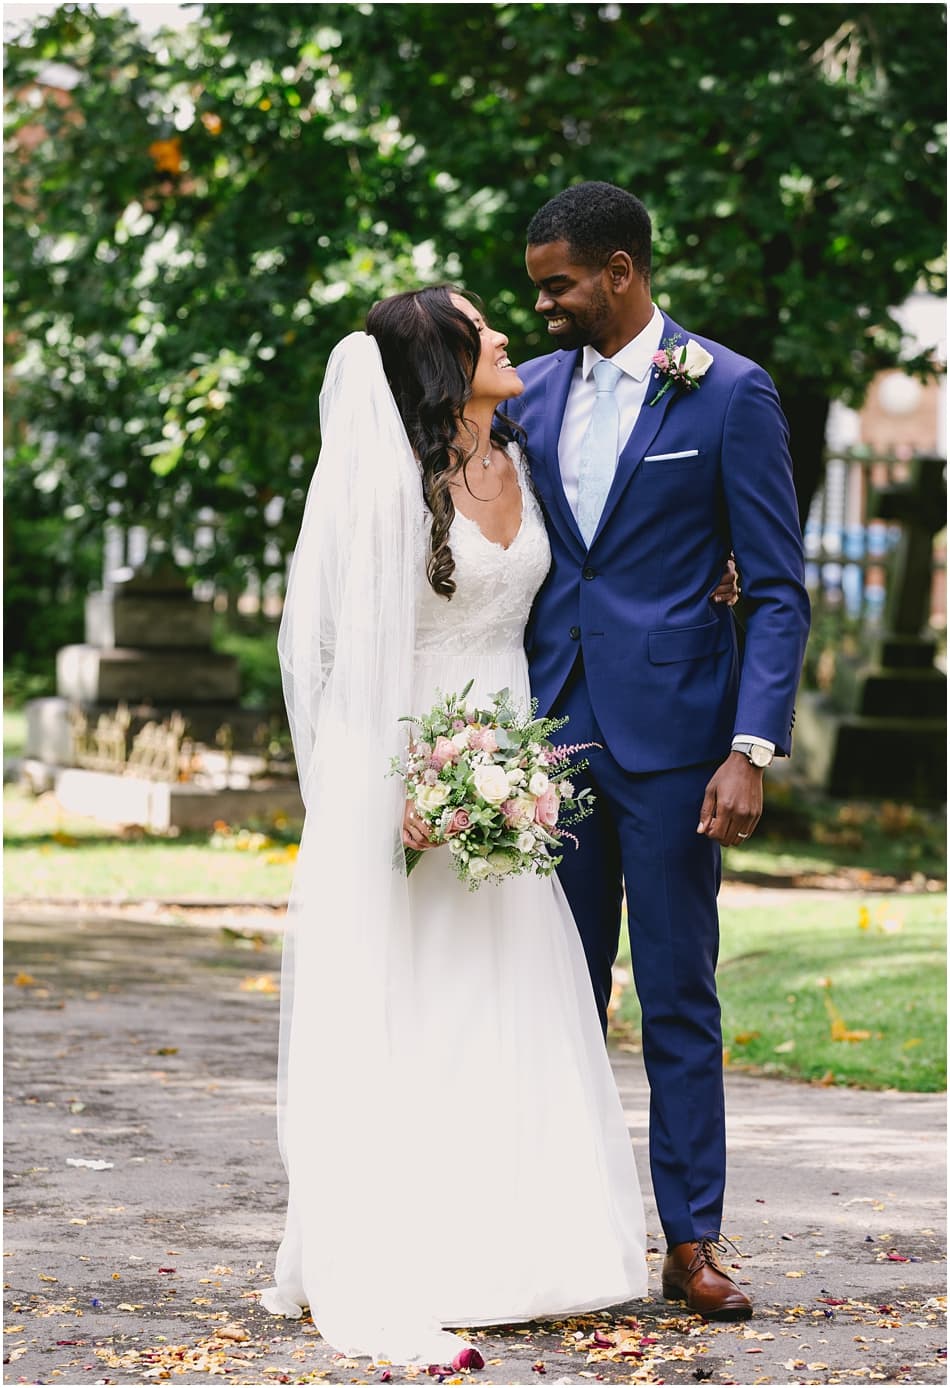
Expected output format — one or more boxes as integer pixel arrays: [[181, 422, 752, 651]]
[[662, 1238, 753, 1320]]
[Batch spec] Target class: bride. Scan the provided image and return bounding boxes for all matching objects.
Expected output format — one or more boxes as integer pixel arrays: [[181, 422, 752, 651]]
[[262, 286, 724, 1365]]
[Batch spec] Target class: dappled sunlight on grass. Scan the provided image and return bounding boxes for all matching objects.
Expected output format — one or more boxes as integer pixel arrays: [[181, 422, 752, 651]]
[[615, 894, 946, 1092], [3, 785, 300, 902]]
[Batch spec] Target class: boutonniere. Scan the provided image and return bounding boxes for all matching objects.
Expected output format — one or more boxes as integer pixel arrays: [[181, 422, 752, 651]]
[[647, 335, 714, 407]]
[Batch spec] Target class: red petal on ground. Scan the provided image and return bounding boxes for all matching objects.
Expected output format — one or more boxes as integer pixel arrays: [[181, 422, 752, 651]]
[[452, 1348, 485, 1371]]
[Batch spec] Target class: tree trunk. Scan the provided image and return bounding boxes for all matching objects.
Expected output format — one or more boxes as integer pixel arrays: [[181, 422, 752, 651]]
[[779, 382, 831, 528]]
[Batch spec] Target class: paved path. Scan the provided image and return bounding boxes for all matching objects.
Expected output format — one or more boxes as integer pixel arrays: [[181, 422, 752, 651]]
[[4, 904, 945, 1387]]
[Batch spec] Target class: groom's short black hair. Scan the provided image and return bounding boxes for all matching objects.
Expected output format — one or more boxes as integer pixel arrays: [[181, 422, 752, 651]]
[[526, 182, 652, 280]]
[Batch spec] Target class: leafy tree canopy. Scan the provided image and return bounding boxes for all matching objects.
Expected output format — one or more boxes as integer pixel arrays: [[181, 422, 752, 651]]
[[4, 1, 945, 602]]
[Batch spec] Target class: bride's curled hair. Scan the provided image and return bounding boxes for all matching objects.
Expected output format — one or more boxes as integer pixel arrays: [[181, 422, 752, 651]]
[[366, 285, 521, 599]]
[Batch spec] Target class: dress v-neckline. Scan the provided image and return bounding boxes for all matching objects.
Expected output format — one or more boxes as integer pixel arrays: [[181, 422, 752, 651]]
[[452, 447, 526, 553]]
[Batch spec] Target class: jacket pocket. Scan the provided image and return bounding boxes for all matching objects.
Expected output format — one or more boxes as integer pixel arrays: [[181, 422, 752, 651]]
[[648, 617, 730, 664]]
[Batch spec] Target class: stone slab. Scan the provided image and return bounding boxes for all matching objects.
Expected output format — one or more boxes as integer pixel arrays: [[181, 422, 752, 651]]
[[829, 715, 947, 802], [85, 589, 214, 650], [796, 690, 947, 803], [24, 695, 76, 763], [53, 766, 304, 832], [57, 644, 241, 705], [857, 668, 946, 718], [876, 635, 940, 670]]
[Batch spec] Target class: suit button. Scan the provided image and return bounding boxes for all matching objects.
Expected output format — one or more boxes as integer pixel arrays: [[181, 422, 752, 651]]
[[569, 626, 581, 640], [582, 567, 595, 580]]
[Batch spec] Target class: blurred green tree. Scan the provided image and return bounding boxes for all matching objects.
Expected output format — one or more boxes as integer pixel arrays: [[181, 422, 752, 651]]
[[4, 1, 945, 656], [322, 1, 946, 519]]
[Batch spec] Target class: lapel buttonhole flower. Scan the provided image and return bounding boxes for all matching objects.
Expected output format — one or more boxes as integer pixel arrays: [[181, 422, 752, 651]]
[[648, 335, 714, 407]]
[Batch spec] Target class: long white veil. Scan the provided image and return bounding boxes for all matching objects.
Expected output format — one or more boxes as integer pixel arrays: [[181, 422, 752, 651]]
[[264, 333, 470, 1361]]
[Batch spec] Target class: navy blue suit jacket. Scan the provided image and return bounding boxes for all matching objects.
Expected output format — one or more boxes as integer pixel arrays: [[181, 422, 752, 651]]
[[505, 314, 811, 773]]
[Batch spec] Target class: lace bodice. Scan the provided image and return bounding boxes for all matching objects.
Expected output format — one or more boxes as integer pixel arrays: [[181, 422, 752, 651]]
[[415, 445, 551, 655]]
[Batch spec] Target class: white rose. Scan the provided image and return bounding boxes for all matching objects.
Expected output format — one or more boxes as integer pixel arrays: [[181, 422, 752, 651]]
[[415, 782, 449, 813], [473, 763, 511, 804], [517, 831, 536, 854], [506, 768, 526, 786], [682, 339, 714, 378], [467, 857, 490, 880], [510, 796, 535, 827], [528, 771, 550, 797], [451, 727, 471, 752]]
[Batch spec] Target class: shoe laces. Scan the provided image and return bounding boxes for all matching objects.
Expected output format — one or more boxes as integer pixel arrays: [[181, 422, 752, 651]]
[[692, 1233, 745, 1274]]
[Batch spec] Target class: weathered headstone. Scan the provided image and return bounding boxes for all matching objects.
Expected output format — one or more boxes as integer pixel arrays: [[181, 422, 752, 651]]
[[58, 565, 239, 707], [26, 565, 254, 764], [22, 562, 303, 827], [800, 456, 946, 803]]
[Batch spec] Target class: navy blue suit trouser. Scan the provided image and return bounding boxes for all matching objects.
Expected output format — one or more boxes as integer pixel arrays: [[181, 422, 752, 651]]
[[550, 656, 726, 1247]]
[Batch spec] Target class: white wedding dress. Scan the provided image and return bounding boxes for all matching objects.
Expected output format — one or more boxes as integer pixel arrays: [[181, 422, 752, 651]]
[[261, 336, 646, 1365]]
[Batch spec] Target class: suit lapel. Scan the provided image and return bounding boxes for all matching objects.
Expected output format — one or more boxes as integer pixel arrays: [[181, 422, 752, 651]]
[[590, 313, 682, 546], [540, 349, 586, 554]]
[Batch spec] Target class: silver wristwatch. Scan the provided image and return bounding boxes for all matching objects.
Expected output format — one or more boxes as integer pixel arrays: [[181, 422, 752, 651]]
[[733, 740, 773, 769]]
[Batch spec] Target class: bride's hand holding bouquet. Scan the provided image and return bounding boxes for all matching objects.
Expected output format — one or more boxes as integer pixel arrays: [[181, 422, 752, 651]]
[[392, 681, 596, 890]]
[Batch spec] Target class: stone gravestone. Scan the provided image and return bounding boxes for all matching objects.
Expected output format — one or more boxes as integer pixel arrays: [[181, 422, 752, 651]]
[[26, 564, 257, 764], [24, 564, 303, 829], [824, 455, 946, 802]]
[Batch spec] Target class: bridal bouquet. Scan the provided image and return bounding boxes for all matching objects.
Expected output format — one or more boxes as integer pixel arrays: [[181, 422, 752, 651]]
[[390, 681, 596, 889]]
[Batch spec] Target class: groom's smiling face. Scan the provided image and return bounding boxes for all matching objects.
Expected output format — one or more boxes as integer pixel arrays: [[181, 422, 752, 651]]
[[525, 239, 614, 352]]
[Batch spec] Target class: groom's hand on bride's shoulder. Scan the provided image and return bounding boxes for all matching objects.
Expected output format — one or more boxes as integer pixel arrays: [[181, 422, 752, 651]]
[[696, 754, 762, 846]]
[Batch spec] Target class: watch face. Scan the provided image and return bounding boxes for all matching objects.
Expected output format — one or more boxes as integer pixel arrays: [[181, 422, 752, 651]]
[[750, 745, 772, 768]]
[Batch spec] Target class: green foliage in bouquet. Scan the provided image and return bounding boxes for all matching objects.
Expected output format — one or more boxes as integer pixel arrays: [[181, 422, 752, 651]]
[[390, 680, 596, 889]]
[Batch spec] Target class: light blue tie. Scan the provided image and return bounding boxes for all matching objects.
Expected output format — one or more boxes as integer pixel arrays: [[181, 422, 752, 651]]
[[577, 358, 623, 546]]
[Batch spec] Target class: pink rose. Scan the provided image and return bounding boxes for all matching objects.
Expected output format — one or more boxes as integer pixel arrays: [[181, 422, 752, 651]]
[[468, 727, 498, 754], [534, 787, 560, 827], [446, 808, 471, 836], [431, 736, 459, 771], [500, 799, 519, 827]]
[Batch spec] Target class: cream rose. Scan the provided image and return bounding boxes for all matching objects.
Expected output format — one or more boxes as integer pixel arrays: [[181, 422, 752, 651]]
[[682, 339, 714, 377], [451, 727, 471, 752], [528, 771, 550, 797], [473, 763, 511, 804], [415, 782, 450, 814], [503, 795, 535, 828], [468, 857, 491, 879], [516, 830, 536, 854]]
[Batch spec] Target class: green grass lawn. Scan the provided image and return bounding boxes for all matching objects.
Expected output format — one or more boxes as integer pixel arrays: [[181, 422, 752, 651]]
[[613, 893, 946, 1093], [4, 777, 946, 1093], [2, 785, 297, 902]]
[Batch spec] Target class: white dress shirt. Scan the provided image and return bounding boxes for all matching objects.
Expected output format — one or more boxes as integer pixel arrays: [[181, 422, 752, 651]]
[[556, 306, 776, 760], [557, 305, 664, 520]]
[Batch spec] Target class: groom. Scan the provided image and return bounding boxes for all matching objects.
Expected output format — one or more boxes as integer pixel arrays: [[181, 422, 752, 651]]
[[506, 183, 810, 1320]]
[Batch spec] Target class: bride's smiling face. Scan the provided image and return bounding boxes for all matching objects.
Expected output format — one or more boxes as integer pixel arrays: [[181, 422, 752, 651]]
[[450, 294, 524, 404]]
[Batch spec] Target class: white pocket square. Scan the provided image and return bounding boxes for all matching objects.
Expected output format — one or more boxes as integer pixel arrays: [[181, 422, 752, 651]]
[[643, 449, 700, 461]]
